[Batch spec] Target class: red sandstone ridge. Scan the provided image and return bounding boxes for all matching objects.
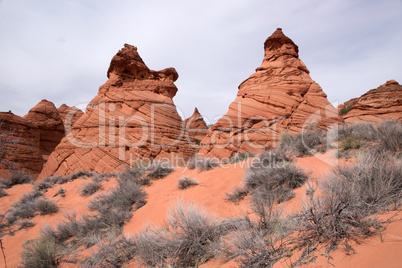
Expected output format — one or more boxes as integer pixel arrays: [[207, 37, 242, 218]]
[[39, 44, 195, 179], [199, 28, 343, 158], [184, 107, 208, 143], [342, 80, 402, 123], [0, 112, 43, 178], [23, 100, 65, 158]]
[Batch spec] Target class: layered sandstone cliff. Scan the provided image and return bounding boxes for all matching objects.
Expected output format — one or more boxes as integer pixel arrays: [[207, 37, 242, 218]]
[[199, 28, 342, 158], [342, 80, 402, 123], [39, 44, 195, 179], [0, 112, 43, 178]]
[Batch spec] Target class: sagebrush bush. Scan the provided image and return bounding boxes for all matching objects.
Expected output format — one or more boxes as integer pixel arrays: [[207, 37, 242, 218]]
[[333, 122, 378, 142], [177, 177, 199, 189], [0, 170, 32, 188], [279, 130, 326, 156], [146, 161, 174, 179], [377, 120, 402, 152], [197, 158, 219, 171], [229, 152, 254, 163], [36, 199, 59, 215], [7, 190, 43, 223], [19, 220, 35, 229], [0, 187, 8, 198], [20, 237, 65, 268], [225, 187, 249, 203], [340, 136, 362, 150], [291, 150, 402, 264], [80, 181, 102, 197]]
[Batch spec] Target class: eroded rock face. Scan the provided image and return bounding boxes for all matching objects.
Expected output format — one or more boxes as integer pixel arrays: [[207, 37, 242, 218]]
[[184, 108, 208, 142], [23, 100, 65, 157], [39, 44, 195, 179], [57, 104, 84, 128], [342, 80, 402, 123], [0, 112, 43, 178], [199, 28, 342, 158]]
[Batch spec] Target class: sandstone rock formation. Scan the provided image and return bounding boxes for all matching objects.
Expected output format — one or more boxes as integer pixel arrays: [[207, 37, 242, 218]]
[[0, 112, 43, 178], [57, 104, 84, 128], [23, 100, 65, 157], [342, 80, 402, 123], [39, 44, 195, 179], [199, 28, 343, 158], [184, 107, 208, 143]]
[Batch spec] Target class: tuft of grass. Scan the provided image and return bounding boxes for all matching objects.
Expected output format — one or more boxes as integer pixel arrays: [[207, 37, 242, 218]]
[[0, 187, 8, 198], [80, 181, 102, 197], [20, 237, 65, 268], [177, 177, 199, 190], [197, 158, 219, 172], [36, 199, 59, 215], [147, 161, 174, 179], [225, 187, 249, 203]]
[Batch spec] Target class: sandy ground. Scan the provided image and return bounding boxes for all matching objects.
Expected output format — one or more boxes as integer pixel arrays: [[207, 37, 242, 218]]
[[0, 152, 401, 267]]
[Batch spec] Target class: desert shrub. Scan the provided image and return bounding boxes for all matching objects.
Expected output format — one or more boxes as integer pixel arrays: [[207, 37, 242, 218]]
[[340, 136, 362, 150], [225, 187, 249, 203], [291, 150, 402, 264], [339, 104, 352, 115], [36, 199, 59, 215], [82, 236, 137, 267], [333, 122, 378, 142], [89, 179, 146, 214], [146, 161, 174, 179], [118, 167, 149, 186], [197, 158, 219, 172], [7, 190, 43, 223], [186, 156, 197, 170], [55, 187, 66, 198], [20, 237, 65, 268], [80, 181, 102, 197], [136, 201, 227, 267], [279, 130, 326, 156], [229, 152, 255, 164], [0, 187, 7, 198], [177, 177, 199, 189], [135, 226, 172, 267], [69, 170, 95, 180], [377, 120, 402, 152], [19, 220, 35, 229], [0, 170, 32, 188]]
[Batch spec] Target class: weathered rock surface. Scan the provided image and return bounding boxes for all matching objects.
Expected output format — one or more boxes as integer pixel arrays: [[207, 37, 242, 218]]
[[199, 28, 343, 158], [184, 107, 208, 143], [342, 80, 402, 123], [0, 112, 43, 178], [23, 100, 65, 157], [39, 44, 195, 179], [57, 104, 84, 128]]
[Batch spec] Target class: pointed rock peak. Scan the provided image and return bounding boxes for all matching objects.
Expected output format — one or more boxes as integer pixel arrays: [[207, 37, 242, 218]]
[[263, 28, 299, 59], [192, 107, 201, 116], [107, 43, 149, 78]]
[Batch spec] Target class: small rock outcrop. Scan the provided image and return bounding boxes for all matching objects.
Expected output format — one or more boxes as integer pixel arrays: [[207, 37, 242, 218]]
[[23, 100, 65, 157], [199, 28, 342, 158], [184, 108, 208, 143], [342, 80, 402, 123], [0, 112, 43, 178], [39, 44, 195, 179], [57, 104, 84, 127]]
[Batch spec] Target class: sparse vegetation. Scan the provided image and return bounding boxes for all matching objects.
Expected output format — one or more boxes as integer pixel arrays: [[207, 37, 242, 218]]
[[177, 177, 199, 189], [36, 199, 59, 215], [229, 152, 255, 163], [7, 190, 43, 223], [80, 180, 102, 197], [0, 170, 32, 189], [340, 136, 362, 150], [146, 161, 174, 179], [20, 237, 65, 268], [279, 130, 326, 156], [225, 187, 248, 203], [197, 158, 219, 171], [339, 104, 352, 115], [377, 120, 402, 153], [0, 188, 7, 198]]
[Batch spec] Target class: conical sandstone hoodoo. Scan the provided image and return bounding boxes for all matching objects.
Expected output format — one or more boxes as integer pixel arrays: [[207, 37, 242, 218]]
[[199, 28, 343, 158], [39, 44, 195, 179], [341, 80, 402, 123], [184, 107, 208, 142]]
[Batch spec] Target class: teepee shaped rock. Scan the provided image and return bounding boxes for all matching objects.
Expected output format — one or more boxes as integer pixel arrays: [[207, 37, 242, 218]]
[[39, 44, 195, 178], [199, 28, 342, 158], [184, 107, 208, 142]]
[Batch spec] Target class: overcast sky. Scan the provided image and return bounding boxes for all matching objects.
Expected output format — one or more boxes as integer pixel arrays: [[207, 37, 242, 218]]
[[0, 0, 401, 123]]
